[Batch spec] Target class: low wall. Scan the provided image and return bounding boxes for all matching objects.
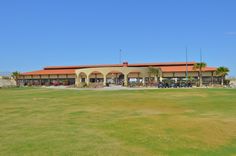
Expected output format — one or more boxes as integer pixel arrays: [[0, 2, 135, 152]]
[[0, 78, 16, 88], [230, 80, 236, 88]]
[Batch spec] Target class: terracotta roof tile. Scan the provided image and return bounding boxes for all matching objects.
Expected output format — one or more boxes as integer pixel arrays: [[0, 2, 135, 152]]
[[20, 62, 217, 76], [44, 62, 196, 70], [161, 66, 217, 72], [21, 69, 75, 75]]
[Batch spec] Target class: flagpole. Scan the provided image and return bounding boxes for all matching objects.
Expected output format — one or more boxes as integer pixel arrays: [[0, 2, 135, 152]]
[[200, 48, 203, 63], [119, 49, 122, 64], [186, 47, 188, 80]]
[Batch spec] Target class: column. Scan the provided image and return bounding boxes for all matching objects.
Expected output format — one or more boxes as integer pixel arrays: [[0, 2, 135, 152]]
[[66, 74, 68, 85], [39, 75, 42, 85], [137, 73, 140, 83], [57, 74, 59, 85], [160, 76, 163, 82], [211, 72, 214, 86], [115, 74, 118, 85], [31, 75, 33, 86], [124, 74, 128, 86], [23, 75, 25, 86], [154, 76, 158, 83], [103, 75, 107, 86], [86, 77, 89, 86], [142, 77, 145, 86], [75, 75, 80, 87], [47, 75, 50, 85]]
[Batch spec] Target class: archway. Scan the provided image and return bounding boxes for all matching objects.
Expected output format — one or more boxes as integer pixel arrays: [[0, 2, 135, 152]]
[[88, 71, 104, 83], [78, 72, 87, 83], [127, 71, 143, 86], [106, 71, 124, 85]]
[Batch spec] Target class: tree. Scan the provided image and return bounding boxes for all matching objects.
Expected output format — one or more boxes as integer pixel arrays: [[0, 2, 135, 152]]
[[188, 76, 195, 84], [11, 71, 20, 86], [193, 62, 207, 87], [148, 67, 161, 85], [216, 66, 230, 86]]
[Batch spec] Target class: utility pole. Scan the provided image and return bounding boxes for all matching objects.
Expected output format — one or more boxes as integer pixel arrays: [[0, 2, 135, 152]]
[[200, 48, 203, 70], [200, 48, 203, 63], [119, 49, 122, 64], [186, 47, 188, 80], [199, 48, 203, 87]]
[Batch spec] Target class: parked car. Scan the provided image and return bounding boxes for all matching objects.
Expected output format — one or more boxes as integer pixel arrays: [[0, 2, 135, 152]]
[[170, 83, 178, 88], [157, 82, 165, 88]]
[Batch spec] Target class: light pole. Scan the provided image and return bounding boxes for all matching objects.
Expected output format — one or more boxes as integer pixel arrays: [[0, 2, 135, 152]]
[[119, 49, 122, 64], [185, 47, 188, 81]]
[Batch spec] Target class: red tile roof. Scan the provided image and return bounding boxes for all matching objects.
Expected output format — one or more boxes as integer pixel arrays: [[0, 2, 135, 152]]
[[44, 64, 122, 70], [160, 66, 217, 72], [21, 69, 75, 75], [129, 62, 196, 67], [20, 62, 217, 76], [44, 62, 196, 70]]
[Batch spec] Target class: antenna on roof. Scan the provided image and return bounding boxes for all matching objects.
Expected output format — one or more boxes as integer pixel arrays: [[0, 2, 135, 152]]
[[200, 48, 203, 63], [119, 49, 122, 64], [185, 47, 188, 80]]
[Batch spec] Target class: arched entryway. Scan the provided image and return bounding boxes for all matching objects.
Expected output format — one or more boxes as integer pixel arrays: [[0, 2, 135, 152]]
[[106, 71, 125, 85], [88, 71, 104, 83], [78, 72, 87, 83], [127, 71, 144, 86]]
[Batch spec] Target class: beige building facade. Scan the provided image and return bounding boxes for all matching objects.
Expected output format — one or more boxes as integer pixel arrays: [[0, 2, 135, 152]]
[[75, 66, 217, 87], [18, 62, 220, 87]]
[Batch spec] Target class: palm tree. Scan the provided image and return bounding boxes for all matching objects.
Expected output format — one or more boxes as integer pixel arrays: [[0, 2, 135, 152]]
[[11, 71, 20, 86], [216, 66, 230, 86], [148, 67, 161, 85], [188, 76, 195, 84], [193, 62, 207, 87]]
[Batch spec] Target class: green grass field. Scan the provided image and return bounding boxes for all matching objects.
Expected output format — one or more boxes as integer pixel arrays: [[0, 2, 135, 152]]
[[0, 88, 236, 156]]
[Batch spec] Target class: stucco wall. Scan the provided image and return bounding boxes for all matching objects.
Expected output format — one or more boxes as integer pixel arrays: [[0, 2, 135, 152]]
[[76, 67, 149, 78], [0, 79, 16, 87]]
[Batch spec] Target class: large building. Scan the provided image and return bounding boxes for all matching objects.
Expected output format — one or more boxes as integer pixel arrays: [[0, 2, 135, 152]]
[[18, 62, 221, 87]]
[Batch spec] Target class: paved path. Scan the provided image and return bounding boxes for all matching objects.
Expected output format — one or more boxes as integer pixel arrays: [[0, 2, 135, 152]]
[[42, 86, 200, 91], [43, 85, 161, 91]]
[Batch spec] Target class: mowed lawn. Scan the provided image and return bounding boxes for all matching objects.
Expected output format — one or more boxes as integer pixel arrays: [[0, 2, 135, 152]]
[[0, 88, 236, 156]]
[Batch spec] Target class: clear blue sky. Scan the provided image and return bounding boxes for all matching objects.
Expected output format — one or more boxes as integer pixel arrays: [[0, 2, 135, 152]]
[[0, 0, 236, 76]]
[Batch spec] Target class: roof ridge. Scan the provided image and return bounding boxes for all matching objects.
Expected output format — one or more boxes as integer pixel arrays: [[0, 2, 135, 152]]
[[44, 62, 196, 69]]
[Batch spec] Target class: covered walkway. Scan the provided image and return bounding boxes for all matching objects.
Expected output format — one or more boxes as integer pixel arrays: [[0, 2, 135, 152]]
[[76, 66, 149, 87]]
